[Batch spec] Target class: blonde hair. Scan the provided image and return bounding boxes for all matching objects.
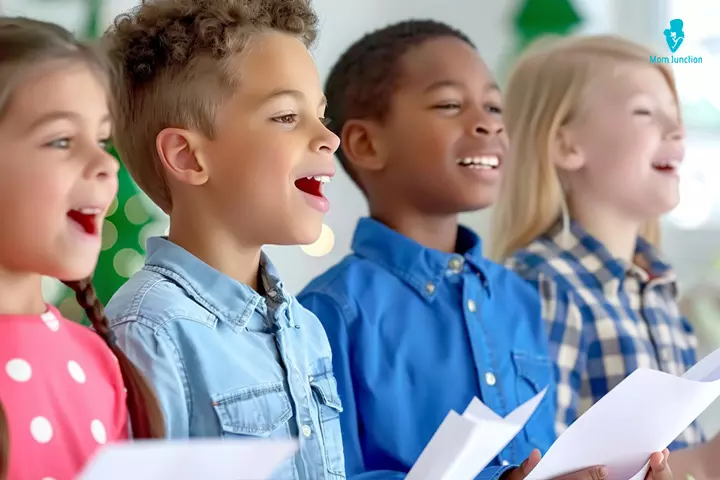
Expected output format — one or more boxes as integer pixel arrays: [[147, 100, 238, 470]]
[[489, 35, 675, 261], [104, 0, 319, 213]]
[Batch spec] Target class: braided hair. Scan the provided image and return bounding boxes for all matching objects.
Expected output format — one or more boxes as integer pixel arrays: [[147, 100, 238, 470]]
[[0, 17, 164, 479], [324, 20, 475, 191], [62, 279, 165, 439]]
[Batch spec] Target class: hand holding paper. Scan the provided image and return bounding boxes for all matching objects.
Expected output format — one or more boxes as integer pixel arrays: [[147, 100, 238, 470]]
[[406, 388, 547, 480], [524, 347, 720, 480], [503, 449, 672, 480]]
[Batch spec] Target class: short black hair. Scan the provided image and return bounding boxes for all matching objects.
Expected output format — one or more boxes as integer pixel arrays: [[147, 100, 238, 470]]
[[325, 20, 475, 190]]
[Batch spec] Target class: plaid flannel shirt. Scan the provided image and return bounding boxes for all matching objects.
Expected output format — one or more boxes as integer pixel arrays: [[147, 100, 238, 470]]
[[506, 220, 703, 450]]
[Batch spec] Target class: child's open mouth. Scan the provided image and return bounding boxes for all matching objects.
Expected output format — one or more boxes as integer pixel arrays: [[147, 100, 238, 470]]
[[651, 159, 680, 175], [67, 207, 102, 236], [456, 156, 500, 170], [294, 175, 331, 197], [294, 174, 332, 213]]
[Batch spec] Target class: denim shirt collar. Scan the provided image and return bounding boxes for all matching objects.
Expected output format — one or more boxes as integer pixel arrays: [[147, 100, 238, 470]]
[[351, 217, 490, 301], [143, 237, 289, 329]]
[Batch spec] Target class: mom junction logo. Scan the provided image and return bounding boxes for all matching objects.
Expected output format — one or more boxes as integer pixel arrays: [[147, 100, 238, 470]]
[[650, 18, 703, 65]]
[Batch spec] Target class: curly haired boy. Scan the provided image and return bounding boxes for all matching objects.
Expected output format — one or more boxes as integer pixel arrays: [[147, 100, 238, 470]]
[[103, 1, 344, 478]]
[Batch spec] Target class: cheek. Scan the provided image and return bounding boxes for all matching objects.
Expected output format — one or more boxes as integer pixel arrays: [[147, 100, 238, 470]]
[[388, 117, 461, 165], [584, 124, 658, 177]]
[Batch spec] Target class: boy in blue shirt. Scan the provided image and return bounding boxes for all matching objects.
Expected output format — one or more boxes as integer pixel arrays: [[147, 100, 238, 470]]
[[102, 1, 345, 478], [298, 20, 671, 480]]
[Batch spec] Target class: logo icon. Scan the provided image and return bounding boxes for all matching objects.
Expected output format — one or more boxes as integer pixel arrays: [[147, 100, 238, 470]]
[[664, 19, 685, 53]]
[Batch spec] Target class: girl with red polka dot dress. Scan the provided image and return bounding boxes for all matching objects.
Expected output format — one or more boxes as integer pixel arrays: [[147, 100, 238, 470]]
[[0, 18, 165, 480]]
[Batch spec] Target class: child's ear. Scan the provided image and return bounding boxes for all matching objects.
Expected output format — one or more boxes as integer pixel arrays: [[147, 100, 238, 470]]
[[341, 119, 388, 172], [156, 128, 209, 185], [552, 125, 585, 172]]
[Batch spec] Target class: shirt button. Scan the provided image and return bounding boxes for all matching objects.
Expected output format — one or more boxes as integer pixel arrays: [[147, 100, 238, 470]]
[[485, 372, 496, 386], [502, 460, 509, 466], [302, 425, 312, 438], [449, 257, 463, 272], [425, 282, 435, 294], [467, 299, 477, 312]]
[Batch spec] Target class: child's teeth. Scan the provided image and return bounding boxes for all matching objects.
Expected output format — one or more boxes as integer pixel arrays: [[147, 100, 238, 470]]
[[78, 207, 100, 214], [455, 156, 499, 168], [312, 175, 331, 183]]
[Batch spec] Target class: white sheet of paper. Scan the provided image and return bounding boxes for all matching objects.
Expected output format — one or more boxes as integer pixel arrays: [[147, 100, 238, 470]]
[[406, 388, 547, 480], [77, 438, 298, 480], [526, 347, 720, 480]]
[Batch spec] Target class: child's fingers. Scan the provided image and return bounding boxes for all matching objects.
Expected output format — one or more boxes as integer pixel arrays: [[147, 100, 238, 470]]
[[647, 450, 672, 480], [504, 449, 542, 480]]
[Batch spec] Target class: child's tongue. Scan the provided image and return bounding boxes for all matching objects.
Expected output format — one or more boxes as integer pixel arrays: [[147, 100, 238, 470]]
[[295, 177, 322, 197], [67, 210, 97, 235]]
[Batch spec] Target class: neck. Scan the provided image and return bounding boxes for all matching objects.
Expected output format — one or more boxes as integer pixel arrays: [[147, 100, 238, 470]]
[[370, 201, 459, 253], [168, 204, 262, 291], [570, 199, 641, 263], [0, 267, 45, 315]]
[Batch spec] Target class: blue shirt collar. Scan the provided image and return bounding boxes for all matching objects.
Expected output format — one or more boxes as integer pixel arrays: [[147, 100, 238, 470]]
[[351, 217, 490, 301], [143, 237, 290, 328]]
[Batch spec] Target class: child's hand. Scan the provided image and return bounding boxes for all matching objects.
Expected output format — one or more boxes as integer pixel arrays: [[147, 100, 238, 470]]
[[504, 449, 671, 480], [503, 449, 608, 480], [644, 450, 672, 480]]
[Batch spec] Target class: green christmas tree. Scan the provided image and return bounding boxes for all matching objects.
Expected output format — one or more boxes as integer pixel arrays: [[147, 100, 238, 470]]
[[514, 0, 582, 51], [52, 0, 166, 323], [498, 0, 583, 83]]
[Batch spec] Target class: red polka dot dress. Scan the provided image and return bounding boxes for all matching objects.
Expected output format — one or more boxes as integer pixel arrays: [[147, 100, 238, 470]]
[[0, 305, 128, 480]]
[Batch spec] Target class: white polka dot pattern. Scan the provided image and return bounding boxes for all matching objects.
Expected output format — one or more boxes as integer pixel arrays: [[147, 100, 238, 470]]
[[30, 417, 53, 444], [40, 312, 59, 332], [91, 419, 107, 444], [67, 361, 86, 384], [5, 359, 32, 382]]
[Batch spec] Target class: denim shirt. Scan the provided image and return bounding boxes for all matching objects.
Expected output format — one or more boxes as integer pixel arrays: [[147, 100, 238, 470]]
[[105, 237, 346, 480], [298, 218, 556, 480]]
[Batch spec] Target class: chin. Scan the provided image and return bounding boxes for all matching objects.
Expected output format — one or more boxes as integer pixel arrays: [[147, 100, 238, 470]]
[[282, 220, 324, 246], [53, 258, 99, 283], [458, 195, 497, 213]]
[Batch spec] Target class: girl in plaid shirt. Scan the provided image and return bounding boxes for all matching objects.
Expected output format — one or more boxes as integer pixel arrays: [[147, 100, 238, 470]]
[[490, 35, 720, 476]]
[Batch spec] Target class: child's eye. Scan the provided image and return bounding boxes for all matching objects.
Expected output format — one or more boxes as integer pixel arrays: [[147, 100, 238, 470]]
[[46, 138, 72, 149], [98, 138, 111, 151], [486, 104, 503, 115], [433, 103, 461, 110], [633, 108, 652, 116], [320, 117, 332, 126], [272, 114, 298, 124]]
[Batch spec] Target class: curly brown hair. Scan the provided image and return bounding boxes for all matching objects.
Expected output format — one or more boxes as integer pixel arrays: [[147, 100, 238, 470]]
[[104, 0, 319, 212]]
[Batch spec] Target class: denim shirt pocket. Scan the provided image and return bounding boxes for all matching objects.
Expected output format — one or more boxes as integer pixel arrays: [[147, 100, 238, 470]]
[[211, 382, 293, 438], [512, 351, 553, 448], [309, 366, 345, 477]]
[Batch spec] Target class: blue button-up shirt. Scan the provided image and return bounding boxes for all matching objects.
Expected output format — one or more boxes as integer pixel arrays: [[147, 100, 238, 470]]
[[298, 218, 556, 480], [105, 237, 346, 480]]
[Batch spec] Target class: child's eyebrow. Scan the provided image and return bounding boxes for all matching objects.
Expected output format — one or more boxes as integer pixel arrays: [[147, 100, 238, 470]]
[[262, 89, 327, 108], [25, 111, 111, 132], [423, 80, 501, 93]]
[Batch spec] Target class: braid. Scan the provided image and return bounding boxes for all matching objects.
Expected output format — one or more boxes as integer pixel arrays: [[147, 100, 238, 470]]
[[62, 278, 165, 439], [324, 19, 475, 191], [0, 400, 7, 480]]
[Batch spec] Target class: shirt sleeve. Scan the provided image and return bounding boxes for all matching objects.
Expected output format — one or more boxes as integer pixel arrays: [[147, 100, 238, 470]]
[[300, 292, 515, 480], [112, 320, 190, 439], [534, 275, 587, 437]]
